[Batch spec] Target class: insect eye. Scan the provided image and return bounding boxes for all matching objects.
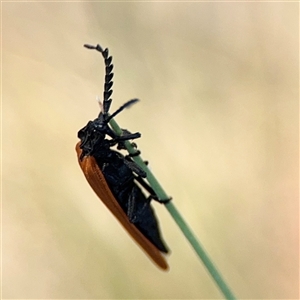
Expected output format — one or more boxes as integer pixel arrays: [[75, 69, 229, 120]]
[[94, 123, 106, 132]]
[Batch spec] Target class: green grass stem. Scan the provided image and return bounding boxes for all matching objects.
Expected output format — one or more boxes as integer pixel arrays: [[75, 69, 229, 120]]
[[109, 117, 237, 300]]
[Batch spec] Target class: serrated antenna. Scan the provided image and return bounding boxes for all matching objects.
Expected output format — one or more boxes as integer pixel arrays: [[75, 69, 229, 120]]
[[84, 44, 114, 116], [84, 44, 140, 123]]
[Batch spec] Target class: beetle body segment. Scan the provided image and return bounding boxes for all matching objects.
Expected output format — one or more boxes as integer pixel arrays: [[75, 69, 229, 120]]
[[76, 143, 169, 270]]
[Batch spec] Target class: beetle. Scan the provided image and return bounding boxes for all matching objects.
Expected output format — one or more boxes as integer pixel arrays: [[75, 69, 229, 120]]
[[76, 44, 169, 270]]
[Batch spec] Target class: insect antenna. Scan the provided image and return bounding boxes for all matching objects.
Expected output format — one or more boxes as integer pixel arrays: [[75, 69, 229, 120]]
[[85, 44, 140, 124], [106, 98, 139, 122], [84, 44, 114, 116]]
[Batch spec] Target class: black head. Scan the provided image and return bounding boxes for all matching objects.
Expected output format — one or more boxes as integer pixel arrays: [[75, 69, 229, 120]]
[[78, 44, 139, 159]]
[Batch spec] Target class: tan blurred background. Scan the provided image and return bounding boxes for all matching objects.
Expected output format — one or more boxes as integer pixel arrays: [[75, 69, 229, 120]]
[[2, 2, 298, 299]]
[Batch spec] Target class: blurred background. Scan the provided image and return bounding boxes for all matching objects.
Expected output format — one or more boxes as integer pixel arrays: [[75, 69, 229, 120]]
[[2, 2, 298, 299]]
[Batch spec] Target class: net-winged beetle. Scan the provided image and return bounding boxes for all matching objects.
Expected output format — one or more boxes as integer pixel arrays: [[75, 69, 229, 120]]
[[76, 44, 169, 270]]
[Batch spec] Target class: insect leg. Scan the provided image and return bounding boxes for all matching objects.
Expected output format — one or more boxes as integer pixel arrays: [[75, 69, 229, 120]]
[[116, 129, 141, 151], [126, 186, 150, 223], [126, 186, 142, 222], [106, 130, 141, 149], [134, 175, 172, 204], [123, 157, 147, 178], [116, 132, 141, 141]]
